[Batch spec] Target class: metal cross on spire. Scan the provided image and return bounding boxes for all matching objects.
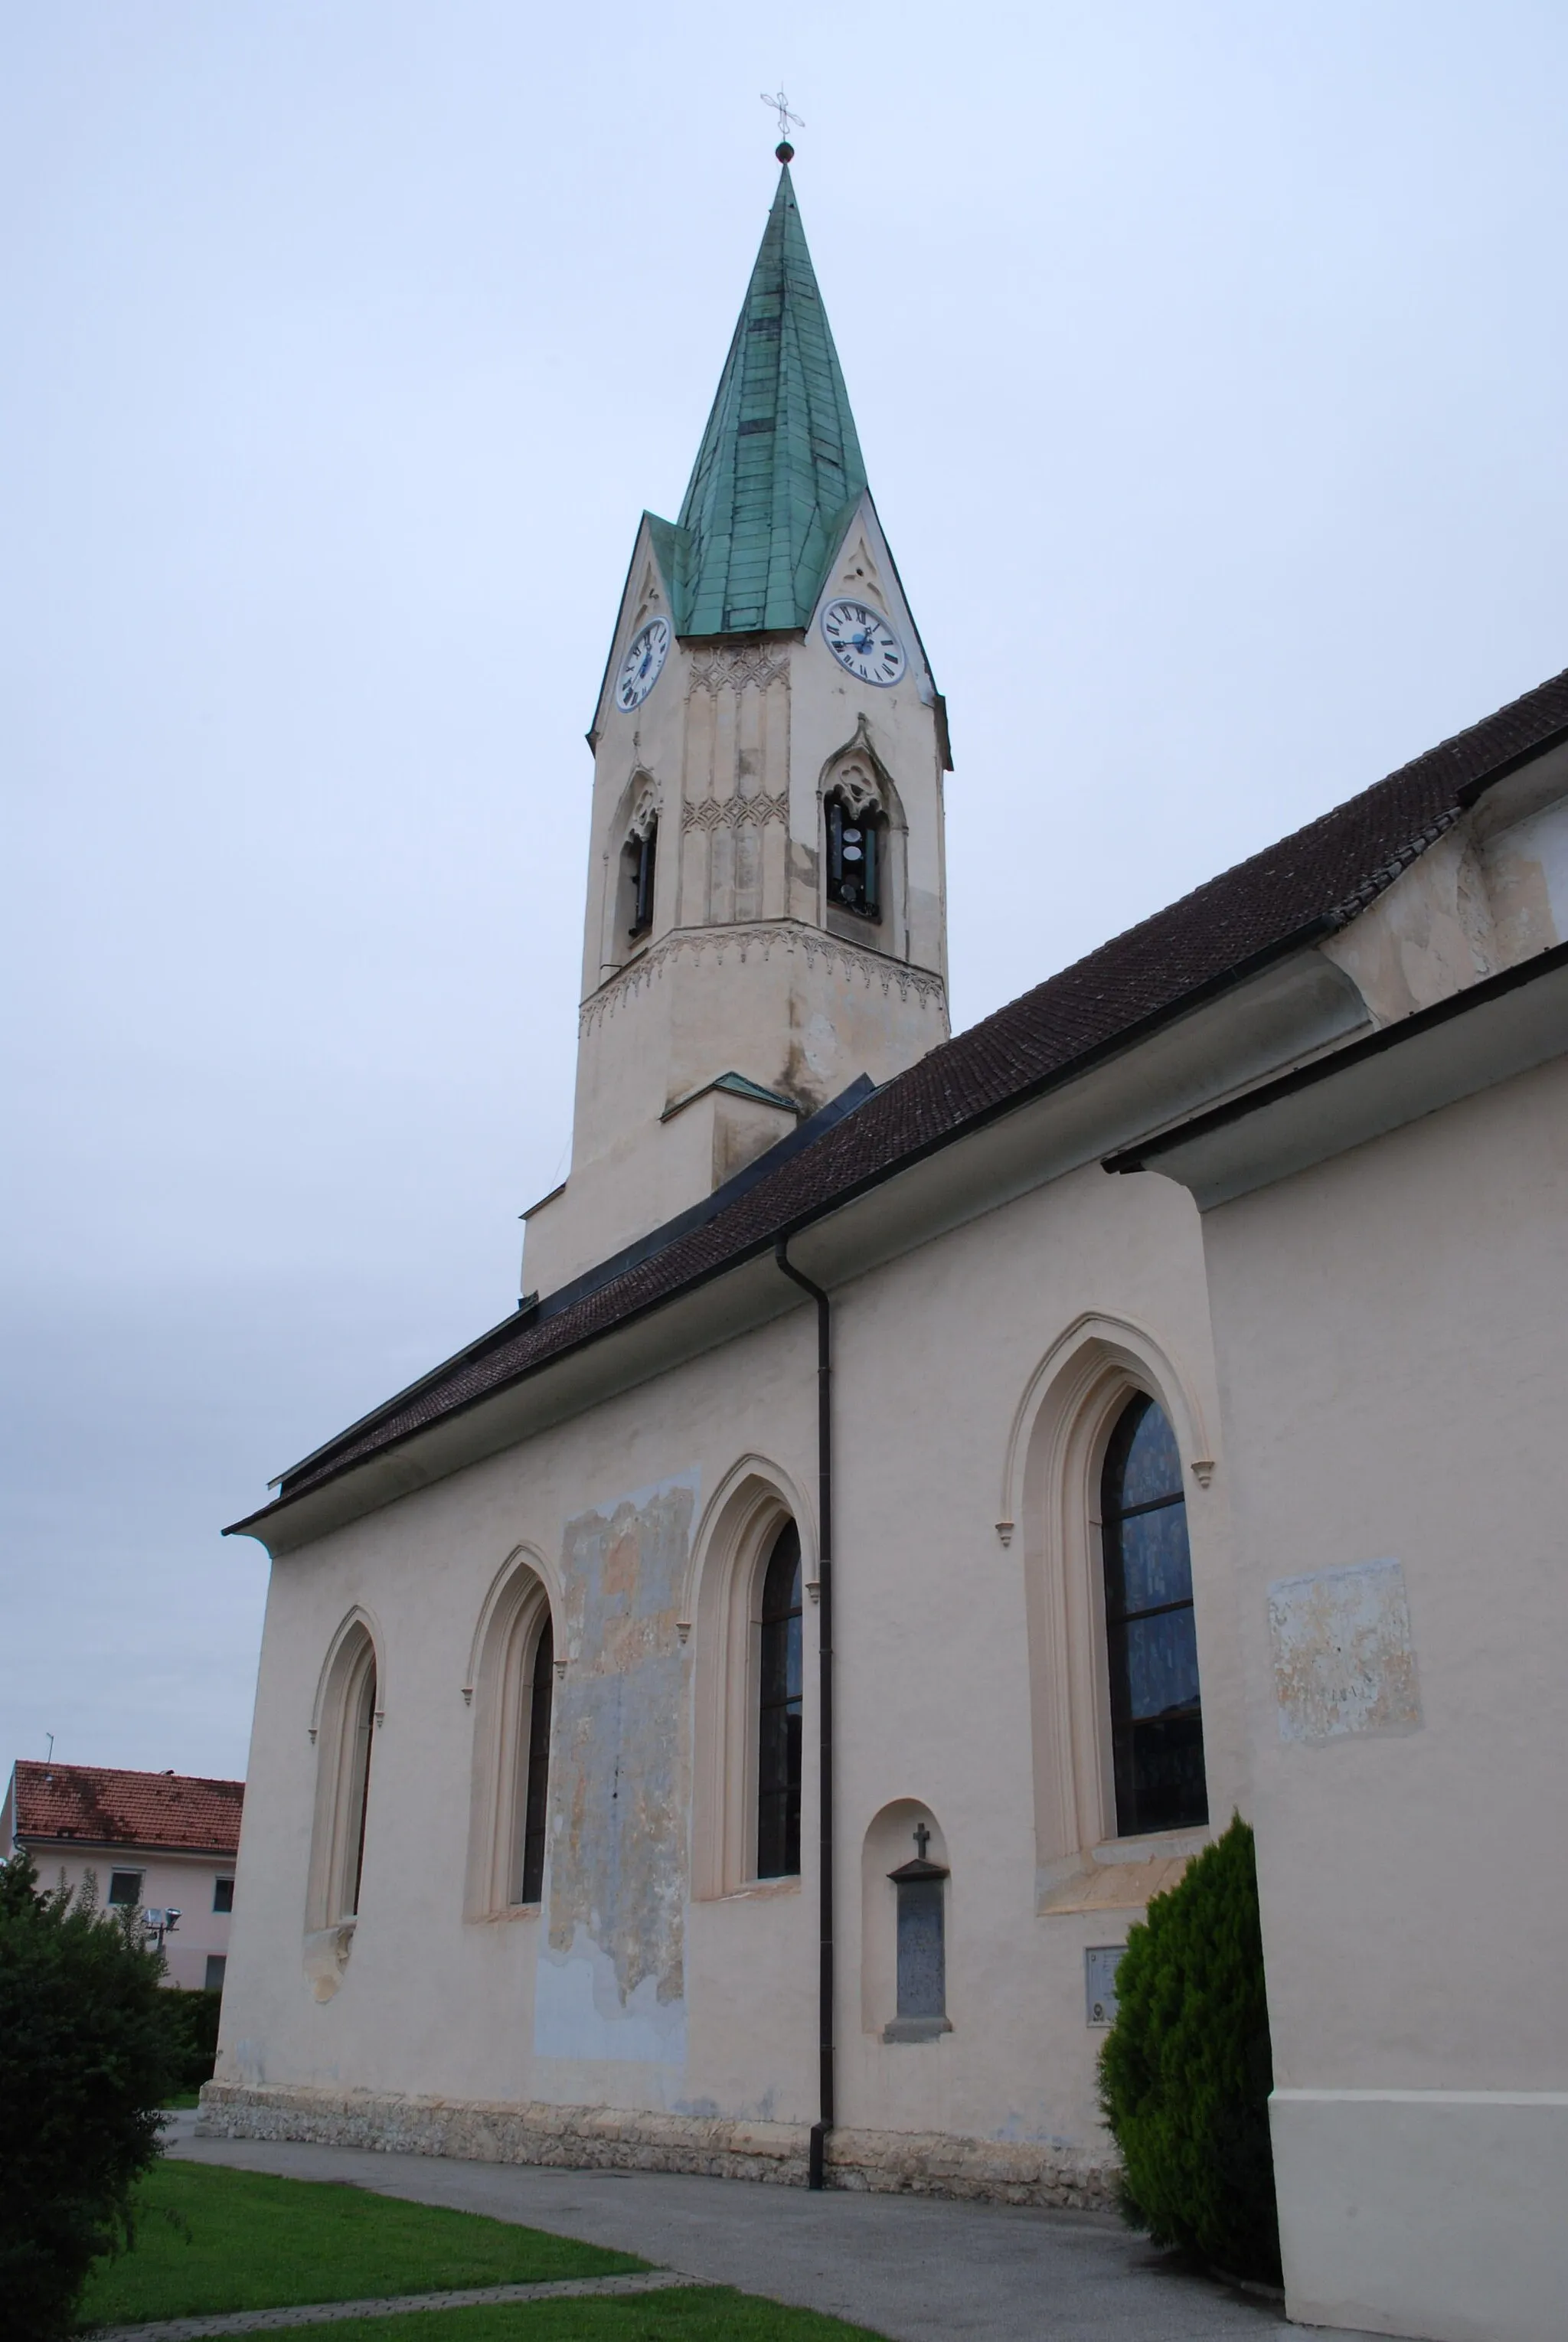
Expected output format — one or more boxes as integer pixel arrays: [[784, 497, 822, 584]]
[[760, 87, 804, 162]]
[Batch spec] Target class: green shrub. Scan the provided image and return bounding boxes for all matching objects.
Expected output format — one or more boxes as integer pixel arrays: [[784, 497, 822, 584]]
[[163, 1986, 224, 2092], [0, 1851, 178, 2340], [1097, 1814, 1280, 2285]]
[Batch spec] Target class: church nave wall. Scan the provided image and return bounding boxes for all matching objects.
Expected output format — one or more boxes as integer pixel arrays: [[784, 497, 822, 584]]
[[216, 1132, 1239, 2199]]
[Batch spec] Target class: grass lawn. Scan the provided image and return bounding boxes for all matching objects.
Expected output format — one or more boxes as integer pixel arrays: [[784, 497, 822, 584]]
[[77, 2161, 645, 2326], [250, 2293, 890, 2340]]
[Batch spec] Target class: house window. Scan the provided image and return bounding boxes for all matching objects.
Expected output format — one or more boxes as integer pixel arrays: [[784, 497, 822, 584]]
[[107, 1869, 143, 1909], [212, 1876, 234, 1914], [626, 819, 657, 938], [756, 1520, 803, 1879], [825, 793, 880, 919], [204, 1955, 227, 1993], [516, 1615, 554, 1906], [1099, 1394, 1208, 1835]]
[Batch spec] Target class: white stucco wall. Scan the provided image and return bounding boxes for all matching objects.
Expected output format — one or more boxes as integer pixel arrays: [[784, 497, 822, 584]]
[[220, 1152, 1233, 2176], [1194, 1050, 1568, 2341]]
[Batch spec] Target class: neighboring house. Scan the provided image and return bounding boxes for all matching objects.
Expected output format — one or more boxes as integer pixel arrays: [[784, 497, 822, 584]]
[[211, 154, 1568, 2342], [2, 1760, 243, 1992]]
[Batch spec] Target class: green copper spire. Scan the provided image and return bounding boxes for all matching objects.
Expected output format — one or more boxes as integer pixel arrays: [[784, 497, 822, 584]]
[[676, 167, 867, 636]]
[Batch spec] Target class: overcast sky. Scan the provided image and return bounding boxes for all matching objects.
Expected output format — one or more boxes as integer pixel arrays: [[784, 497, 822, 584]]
[[5, 2, 1566, 1785]]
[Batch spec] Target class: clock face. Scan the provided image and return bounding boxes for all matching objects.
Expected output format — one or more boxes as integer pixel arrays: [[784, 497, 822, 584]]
[[822, 598, 905, 687], [615, 617, 671, 713]]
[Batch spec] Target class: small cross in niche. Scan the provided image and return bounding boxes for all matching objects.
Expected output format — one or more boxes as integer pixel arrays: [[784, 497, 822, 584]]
[[912, 1822, 931, 1860]]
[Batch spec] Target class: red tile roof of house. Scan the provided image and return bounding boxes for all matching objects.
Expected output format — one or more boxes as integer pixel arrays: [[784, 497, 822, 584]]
[[9, 1761, 243, 1855]]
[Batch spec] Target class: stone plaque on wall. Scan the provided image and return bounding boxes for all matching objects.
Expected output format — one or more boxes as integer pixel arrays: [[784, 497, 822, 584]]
[[1085, 1945, 1125, 2027], [896, 1878, 946, 2019], [1266, 1556, 1423, 1745]]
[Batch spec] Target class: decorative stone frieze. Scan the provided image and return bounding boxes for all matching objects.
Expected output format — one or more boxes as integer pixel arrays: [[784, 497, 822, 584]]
[[580, 922, 947, 1037], [681, 793, 790, 833], [196, 2082, 1117, 2210], [687, 645, 790, 695]]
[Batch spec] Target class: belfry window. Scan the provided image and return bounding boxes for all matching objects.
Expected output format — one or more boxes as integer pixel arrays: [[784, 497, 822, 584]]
[[516, 1616, 554, 1906], [625, 819, 657, 939], [825, 793, 880, 920], [756, 1520, 803, 1879], [1099, 1396, 1208, 1836]]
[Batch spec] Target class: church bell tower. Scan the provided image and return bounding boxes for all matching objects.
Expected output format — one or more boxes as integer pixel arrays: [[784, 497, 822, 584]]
[[523, 157, 952, 1297]]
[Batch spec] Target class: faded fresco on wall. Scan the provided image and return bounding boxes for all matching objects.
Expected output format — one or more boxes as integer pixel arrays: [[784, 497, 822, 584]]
[[533, 1472, 696, 2070], [1267, 1556, 1423, 1744]]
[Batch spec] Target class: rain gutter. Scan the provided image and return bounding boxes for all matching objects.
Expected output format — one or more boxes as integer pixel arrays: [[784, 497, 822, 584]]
[[774, 1237, 835, 2192]]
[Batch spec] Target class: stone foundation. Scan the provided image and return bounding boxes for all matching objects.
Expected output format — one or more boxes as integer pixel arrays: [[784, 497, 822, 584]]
[[196, 2082, 1116, 2210]]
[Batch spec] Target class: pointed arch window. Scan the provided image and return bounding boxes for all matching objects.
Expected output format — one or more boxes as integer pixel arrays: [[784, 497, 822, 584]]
[[1099, 1395, 1207, 1835], [825, 792, 880, 921], [756, 1520, 803, 1878], [465, 1564, 556, 1918], [346, 1652, 376, 1916], [516, 1615, 554, 1906], [307, 1622, 379, 1935]]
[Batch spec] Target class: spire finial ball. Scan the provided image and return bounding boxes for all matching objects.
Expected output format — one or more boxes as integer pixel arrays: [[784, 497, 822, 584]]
[[776, 140, 794, 163]]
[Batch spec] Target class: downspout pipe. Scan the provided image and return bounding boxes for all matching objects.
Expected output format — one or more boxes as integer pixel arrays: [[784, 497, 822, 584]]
[[775, 1236, 834, 2191]]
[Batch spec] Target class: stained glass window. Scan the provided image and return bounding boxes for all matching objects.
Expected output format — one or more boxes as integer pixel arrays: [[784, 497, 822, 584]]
[[756, 1521, 803, 1878], [1100, 1396, 1208, 1835]]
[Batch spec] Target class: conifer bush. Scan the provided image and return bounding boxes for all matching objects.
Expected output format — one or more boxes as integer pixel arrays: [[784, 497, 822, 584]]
[[1097, 1814, 1281, 2285], [0, 1851, 178, 2340], [165, 1984, 224, 2091]]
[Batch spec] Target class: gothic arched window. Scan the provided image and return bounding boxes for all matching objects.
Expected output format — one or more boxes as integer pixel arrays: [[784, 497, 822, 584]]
[[756, 1520, 803, 1878], [346, 1652, 376, 1916], [464, 1563, 555, 1919], [825, 792, 880, 921], [309, 1623, 377, 1929], [516, 1615, 554, 1906], [1099, 1395, 1208, 1836]]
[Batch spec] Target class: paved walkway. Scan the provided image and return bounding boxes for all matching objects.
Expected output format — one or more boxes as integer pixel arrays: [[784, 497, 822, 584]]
[[96, 2271, 706, 2341], [168, 2118, 1385, 2341]]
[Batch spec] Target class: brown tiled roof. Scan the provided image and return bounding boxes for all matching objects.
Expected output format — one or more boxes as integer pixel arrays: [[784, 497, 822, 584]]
[[10, 1761, 243, 1855], [243, 662, 1568, 1525]]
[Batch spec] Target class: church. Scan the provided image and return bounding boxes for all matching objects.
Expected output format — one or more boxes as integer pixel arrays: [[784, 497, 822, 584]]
[[210, 155, 1568, 2342]]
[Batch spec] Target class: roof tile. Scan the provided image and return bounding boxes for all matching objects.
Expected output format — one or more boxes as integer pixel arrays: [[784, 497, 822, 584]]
[[11, 1761, 243, 1855]]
